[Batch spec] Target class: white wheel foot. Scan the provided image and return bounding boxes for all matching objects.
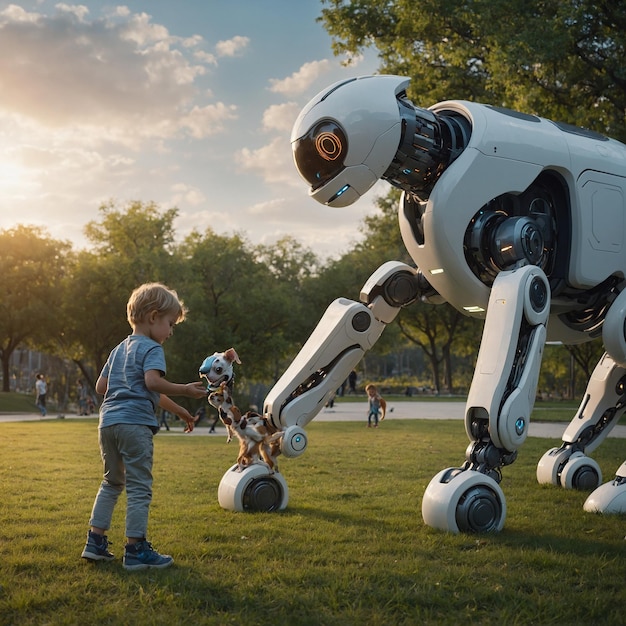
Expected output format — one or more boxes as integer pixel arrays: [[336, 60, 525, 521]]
[[218, 463, 289, 512], [422, 468, 506, 533], [583, 479, 626, 514], [537, 448, 602, 490]]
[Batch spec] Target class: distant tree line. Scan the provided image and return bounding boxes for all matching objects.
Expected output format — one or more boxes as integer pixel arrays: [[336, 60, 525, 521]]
[[0, 198, 602, 407]]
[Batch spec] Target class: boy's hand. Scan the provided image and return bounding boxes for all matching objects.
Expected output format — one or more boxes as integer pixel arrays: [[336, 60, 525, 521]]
[[186, 381, 208, 399], [175, 407, 195, 433]]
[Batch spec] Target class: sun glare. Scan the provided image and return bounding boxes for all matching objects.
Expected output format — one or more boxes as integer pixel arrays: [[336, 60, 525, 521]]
[[0, 159, 35, 192]]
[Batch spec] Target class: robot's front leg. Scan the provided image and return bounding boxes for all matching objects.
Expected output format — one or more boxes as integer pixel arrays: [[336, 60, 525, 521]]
[[218, 261, 423, 512], [422, 265, 550, 532]]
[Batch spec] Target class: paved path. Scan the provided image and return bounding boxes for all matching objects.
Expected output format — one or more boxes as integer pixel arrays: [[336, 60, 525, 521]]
[[2, 401, 626, 439]]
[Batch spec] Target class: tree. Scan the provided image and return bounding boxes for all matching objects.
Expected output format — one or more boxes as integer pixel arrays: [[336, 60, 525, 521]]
[[171, 230, 319, 387], [62, 201, 183, 390], [60, 251, 130, 387], [254, 236, 325, 380], [0, 226, 70, 392], [84, 199, 179, 283], [320, 0, 626, 140]]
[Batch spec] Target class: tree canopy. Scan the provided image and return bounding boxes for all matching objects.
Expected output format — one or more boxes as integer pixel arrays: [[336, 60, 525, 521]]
[[0, 226, 70, 392], [320, 0, 626, 139]]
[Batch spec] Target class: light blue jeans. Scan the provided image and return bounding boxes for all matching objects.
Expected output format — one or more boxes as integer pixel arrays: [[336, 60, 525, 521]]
[[89, 424, 154, 539]]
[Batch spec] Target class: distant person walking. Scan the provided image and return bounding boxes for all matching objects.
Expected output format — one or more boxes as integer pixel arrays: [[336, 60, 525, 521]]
[[348, 370, 357, 394], [35, 373, 47, 416], [77, 379, 89, 415]]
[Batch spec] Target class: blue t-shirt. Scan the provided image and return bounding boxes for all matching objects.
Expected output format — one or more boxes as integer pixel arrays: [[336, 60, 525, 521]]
[[99, 334, 166, 430]]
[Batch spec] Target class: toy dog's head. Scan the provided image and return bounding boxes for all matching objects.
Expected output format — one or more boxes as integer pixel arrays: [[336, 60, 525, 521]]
[[199, 348, 241, 391]]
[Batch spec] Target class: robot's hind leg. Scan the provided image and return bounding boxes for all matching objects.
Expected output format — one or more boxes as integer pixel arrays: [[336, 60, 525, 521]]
[[583, 461, 626, 514], [537, 352, 626, 514]]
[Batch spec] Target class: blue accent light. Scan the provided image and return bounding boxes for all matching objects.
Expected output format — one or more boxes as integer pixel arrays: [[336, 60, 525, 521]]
[[328, 184, 351, 204], [515, 417, 526, 435]]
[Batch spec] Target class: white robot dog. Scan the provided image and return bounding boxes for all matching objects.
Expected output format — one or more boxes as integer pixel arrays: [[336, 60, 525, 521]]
[[220, 75, 626, 532]]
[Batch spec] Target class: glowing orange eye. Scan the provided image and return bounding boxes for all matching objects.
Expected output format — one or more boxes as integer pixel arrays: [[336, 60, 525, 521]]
[[315, 132, 343, 161], [293, 119, 347, 189]]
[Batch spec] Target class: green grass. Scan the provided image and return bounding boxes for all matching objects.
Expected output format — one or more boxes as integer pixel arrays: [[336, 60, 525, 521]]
[[1, 418, 625, 625], [0, 392, 39, 413]]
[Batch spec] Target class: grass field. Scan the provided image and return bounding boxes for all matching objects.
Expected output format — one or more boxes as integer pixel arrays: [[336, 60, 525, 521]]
[[1, 418, 625, 625], [0, 392, 40, 413]]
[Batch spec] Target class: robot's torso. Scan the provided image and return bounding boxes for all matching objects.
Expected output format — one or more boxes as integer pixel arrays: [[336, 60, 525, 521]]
[[400, 100, 626, 344]]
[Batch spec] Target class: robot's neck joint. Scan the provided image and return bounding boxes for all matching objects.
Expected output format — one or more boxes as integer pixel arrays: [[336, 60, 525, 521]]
[[383, 98, 471, 197]]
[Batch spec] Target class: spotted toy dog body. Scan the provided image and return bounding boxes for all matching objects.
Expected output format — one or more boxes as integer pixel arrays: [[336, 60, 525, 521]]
[[208, 382, 282, 471]]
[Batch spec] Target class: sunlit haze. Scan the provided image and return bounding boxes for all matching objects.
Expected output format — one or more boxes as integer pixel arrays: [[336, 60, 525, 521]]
[[0, 1, 383, 260]]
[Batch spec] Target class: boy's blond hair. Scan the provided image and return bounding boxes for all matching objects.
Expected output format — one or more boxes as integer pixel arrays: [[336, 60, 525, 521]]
[[126, 282, 187, 327]]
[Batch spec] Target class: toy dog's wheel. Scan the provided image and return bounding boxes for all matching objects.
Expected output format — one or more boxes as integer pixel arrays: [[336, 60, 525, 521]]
[[242, 476, 284, 511], [218, 463, 289, 512]]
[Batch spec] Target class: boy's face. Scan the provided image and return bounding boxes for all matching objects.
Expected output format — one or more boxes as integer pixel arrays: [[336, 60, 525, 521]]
[[149, 311, 178, 344]]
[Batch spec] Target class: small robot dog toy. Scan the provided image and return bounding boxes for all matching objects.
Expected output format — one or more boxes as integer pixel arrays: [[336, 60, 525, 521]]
[[200, 349, 288, 511], [217, 75, 626, 531]]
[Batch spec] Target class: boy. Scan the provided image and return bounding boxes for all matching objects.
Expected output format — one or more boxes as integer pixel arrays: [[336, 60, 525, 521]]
[[81, 282, 207, 570]]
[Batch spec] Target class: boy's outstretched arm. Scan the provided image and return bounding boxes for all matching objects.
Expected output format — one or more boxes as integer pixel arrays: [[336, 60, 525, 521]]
[[144, 369, 207, 399], [159, 394, 196, 433]]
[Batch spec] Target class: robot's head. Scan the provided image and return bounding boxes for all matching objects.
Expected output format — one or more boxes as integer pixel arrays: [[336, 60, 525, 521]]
[[291, 75, 470, 206]]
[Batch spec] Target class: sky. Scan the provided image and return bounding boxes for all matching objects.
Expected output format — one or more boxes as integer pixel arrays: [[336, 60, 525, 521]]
[[0, 0, 386, 260]]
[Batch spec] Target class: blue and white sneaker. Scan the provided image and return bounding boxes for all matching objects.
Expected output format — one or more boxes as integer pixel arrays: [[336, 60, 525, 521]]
[[123, 540, 174, 571], [81, 531, 115, 561]]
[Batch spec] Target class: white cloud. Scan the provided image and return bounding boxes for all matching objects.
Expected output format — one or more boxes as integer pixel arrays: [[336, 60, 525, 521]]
[[215, 35, 250, 57], [262, 102, 301, 133], [247, 196, 289, 216], [0, 5, 216, 144], [170, 183, 206, 206], [194, 49, 218, 65], [55, 3, 90, 21], [236, 137, 299, 186], [269, 59, 332, 96], [0, 4, 41, 23], [119, 10, 170, 46], [111, 6, 130, 18], [180, 103, 239, 139]]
